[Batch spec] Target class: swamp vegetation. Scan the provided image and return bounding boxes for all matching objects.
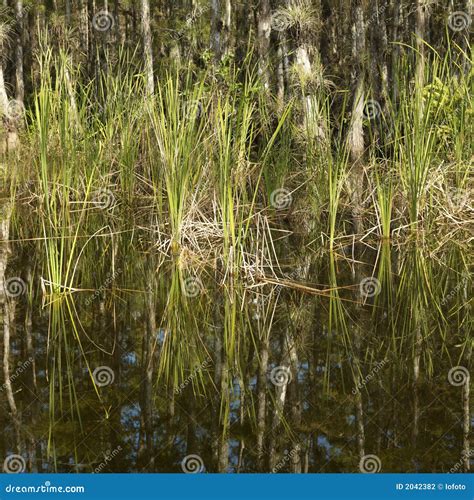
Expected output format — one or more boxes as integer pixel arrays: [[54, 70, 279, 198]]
[[0, 0, 472, 473]]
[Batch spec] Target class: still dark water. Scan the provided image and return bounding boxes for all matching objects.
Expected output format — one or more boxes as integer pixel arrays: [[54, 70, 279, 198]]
[[0, 208, 471, 474]]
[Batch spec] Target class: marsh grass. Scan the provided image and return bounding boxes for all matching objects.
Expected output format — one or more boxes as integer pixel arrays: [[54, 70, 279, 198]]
[[2, 43, 471, 254], [0, 36, 471, 465]]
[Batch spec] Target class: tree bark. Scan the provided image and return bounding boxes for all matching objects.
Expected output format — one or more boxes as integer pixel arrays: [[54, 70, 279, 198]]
[[347, 0, 366, 236], [390, 0, 403, 104], [256, 0, 271, 90], [0, 66, 8, 117], [415, 0, 427, 90], [78, 0, 89, 57], [211, 0, 231, 62], [15, 0, 25, 104], [0, 203, 22, 453], [140, 0, 154, 95], [256, 334, 269, 471]]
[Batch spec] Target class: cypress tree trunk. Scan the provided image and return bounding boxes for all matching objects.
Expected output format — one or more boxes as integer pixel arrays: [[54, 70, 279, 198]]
[[15, 0, 25, 104], [256, 0, 271, 90], [141, 0, 154, 95], [0, 2, 10, 116], [390, 0, 403, 103], [347, 0, 366, 236], [373, 0, 389, 103], [211, 0, 221, 60], [79, 0, 89, 58], [211, 0, 231, 62], [0, 66, 8, 116], [256, 334, 269, 471], [0, 203, 22, 453], [415, 0, 427, 89], [65, 0, 71, 25], [462, 276, 471, 472], [143, 268, 156, 470]]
